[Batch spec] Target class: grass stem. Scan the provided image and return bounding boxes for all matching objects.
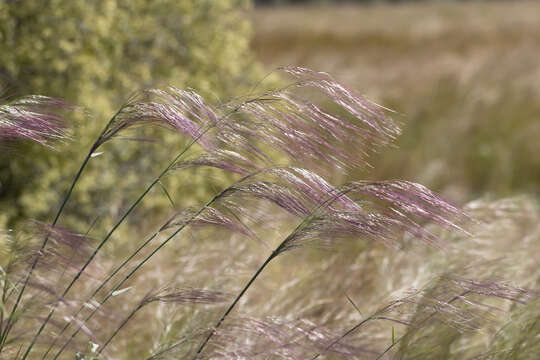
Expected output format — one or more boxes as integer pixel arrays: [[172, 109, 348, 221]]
[[193, 188, 352, 358], [51, 189, 229, 359], [23, 126, 210, 360]]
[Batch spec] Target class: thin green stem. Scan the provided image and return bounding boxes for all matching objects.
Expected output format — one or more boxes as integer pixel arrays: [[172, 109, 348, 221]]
[[311, 292, 376, 359], [193, 251, 278, 358], [52, 168, 267, 359], [145, 338, 189, 360], [375, 334, 402, 360], [23, 128, 209, 360], [51, 189, 228, 360], [158, 180, 176, 209], [45, 102, 257, 358], [0, 265, 11, 343], [41, 231, 160, 359], [97, 302, 145, 355], [311, 316, 374, 360], [0, 145, 95, 350], [357, 292, 471, 360], [311, 302, 411, 360], [57, 216, 100, 285], [0, 106, 124, 352], [193, 187, 352, 359], [0, 145, 98, 351]]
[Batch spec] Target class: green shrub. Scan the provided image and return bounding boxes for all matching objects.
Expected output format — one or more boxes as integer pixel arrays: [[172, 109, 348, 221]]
[[0, 0, 260, 234]]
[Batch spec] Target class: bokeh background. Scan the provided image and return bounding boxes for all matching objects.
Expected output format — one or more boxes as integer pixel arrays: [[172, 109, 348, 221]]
[[252, 0, 540, 203], [2, 0, 539, 235], [0, 0, 261, 240]]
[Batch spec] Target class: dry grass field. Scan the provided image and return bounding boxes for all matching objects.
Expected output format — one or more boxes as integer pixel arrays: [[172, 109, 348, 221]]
[[252, 1, 540, 202]]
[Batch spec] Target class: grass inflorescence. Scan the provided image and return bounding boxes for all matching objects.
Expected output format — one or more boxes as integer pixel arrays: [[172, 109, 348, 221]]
[[0, 67, 538, 359]]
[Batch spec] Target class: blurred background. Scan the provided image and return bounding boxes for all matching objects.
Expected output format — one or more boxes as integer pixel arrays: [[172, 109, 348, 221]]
[[1, 0, 539, 235], [0, 0, 260, 237], [252, 0, 540, 203]]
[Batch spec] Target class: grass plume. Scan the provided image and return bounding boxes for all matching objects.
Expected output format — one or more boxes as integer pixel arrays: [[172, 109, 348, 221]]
[[0, 67, 537, 360]]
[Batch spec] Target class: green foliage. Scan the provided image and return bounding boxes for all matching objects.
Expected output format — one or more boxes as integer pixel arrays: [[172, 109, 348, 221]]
[[0, 0, 260, 235]]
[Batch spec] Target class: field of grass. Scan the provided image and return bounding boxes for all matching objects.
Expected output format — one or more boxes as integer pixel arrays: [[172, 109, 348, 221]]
[[252, 0, 540, 202], [1, 2, 539, 359]]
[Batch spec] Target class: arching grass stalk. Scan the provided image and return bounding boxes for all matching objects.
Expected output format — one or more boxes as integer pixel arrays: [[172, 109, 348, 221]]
[[51, 167, 266, 359], [98, 301, 145, 356], [41, 231, 160, 359], [374, 335, 402, 360], [52, 187, 233, 360], [372, 290, 470, 360], [311, 290, 472, 360], [0, 107, 123, 352], [310, 301, 406, 360], [22, 124, 215, 360], [43, 89, 283, 358], [98, 287, 230, 357], [145, 338, 190, 360], [193, 187, 353, 359], [37, 217, 101, 357], [47, 191, 260, 359]]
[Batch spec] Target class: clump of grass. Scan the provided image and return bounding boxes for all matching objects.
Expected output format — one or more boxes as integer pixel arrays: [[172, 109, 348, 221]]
[[0, 93, 71, 147], [0, 68, 538, 359]]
